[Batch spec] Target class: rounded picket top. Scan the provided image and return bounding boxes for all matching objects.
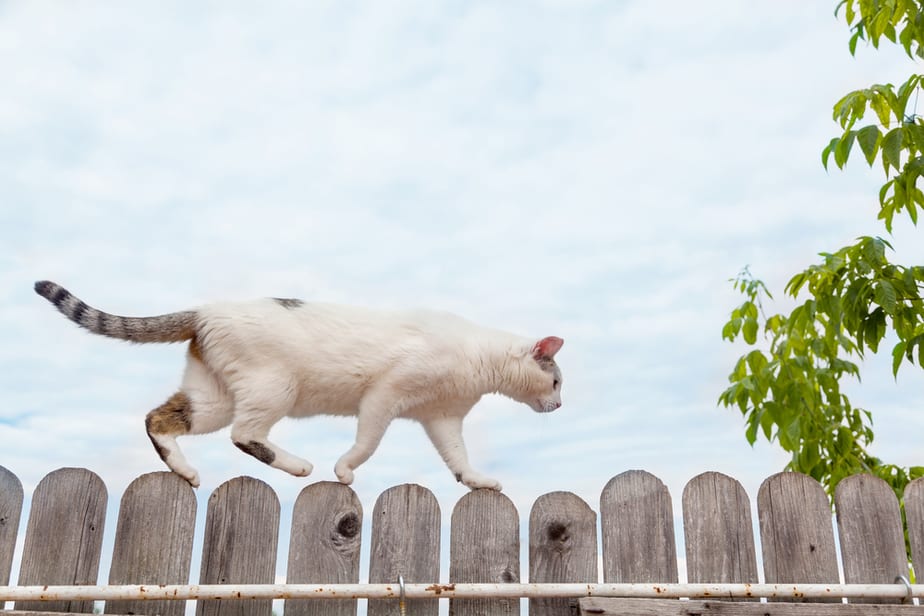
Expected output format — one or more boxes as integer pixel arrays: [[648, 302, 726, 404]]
[[529, 491, 597, 616], [199, 475, 280, 616], [287, 481, 363, 616], [835, 473, 907, 593], [16, 467, 107, 613], [600, 469, 677, 583], [0, 465, 23, 586], [682, 471, 758, 585], [368, 483, 440, 616], [108, 471, 198, 616], [757, 471, 839, 591], [450, 488, 519, 616]]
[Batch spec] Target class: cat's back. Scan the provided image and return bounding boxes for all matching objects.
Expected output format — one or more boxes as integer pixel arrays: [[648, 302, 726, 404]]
[[197, 297, 483, 349]]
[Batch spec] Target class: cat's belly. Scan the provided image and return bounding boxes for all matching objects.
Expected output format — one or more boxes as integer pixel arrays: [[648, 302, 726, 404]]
[[287, 385, 364, 418]]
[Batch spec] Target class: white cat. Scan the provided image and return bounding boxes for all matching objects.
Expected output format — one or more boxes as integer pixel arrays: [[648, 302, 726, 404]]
[[35, 280, 564, 490]]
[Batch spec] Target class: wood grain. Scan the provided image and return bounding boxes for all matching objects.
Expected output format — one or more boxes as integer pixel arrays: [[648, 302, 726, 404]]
[[834, 474, 908, 603], [903, 477, 924, 585], [367, 484, 440, 616], [15, 468, 107, 614], [0, 465, 23, 587], [529, 491, 598, 616], [682, 472, 758, 586], [450, 489, 520, 616], [600, 470, 678, 583], [757, 472, 839, 602], [285, 481, 363, 616], [106, 471, 197, 616], [197, 476, 280, 616]]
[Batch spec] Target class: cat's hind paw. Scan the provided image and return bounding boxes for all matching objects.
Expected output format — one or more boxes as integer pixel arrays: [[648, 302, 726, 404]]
[[458, 472, 502, 491]]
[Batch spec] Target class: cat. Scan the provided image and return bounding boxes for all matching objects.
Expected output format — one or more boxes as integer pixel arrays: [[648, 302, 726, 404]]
[[34, 280, 564, 490]]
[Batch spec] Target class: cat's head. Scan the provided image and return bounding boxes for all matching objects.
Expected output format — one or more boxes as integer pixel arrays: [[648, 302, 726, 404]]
[[516, 336, 564, 413]]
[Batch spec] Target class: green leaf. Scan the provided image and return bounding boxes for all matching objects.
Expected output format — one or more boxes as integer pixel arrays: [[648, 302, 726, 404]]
[[881, 127, 904, 173], [892, 340, 907, 377], [743, 317, 759, 344], [834, 130, 856, 168], [870, 93, 893, 127], [855, 125, 882, 165], [822, 138, 839, 170]]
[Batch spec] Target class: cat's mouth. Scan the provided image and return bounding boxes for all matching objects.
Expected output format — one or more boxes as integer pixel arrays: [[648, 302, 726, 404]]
[[533, 399, 562, 413]]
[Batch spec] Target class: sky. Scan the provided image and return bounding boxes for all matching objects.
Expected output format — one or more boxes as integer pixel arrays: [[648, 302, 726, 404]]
[[1, 1, 923, 613]]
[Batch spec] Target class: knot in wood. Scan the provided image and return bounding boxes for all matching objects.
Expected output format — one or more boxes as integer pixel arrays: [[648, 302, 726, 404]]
[[546, 521, 569, 543], [335, 512, 360, 539]]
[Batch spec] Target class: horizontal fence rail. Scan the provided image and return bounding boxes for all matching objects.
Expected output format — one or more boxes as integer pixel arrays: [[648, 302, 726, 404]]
[[0, 582, 922, 602], [0, 466, 923, 615]]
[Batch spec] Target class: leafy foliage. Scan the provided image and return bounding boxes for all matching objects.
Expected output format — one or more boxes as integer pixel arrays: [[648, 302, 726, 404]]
[[721, 0, 924, 503]]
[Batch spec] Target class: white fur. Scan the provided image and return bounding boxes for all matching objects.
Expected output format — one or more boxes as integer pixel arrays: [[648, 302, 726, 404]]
[[172, 300, 564, 490]]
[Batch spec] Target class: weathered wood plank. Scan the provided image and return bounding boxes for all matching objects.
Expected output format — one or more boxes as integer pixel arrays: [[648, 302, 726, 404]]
[[0, 465, 23, 587], [835, 474, 908, 604], [600, 470, 678, 583], [578, 597, 924, 615], [682, 472, 758, 586], [904, 477, 924, 585], [285, 481, 363, 616], [105, 471, 197, 616], [15, 468, 107, 614], [367, 484, 440, 616], [450, 489, 520, 616], [757, 472, 839, 602], [197, 476, 280, 616], [529, 491, 598, 616]]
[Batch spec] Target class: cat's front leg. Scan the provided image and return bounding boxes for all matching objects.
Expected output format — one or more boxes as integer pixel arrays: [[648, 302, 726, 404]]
[[421, 415, 503, 491], [334, 404, 396, 485]]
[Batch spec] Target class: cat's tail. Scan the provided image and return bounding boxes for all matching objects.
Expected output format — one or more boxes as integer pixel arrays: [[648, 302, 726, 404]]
[[34, 280, 197, 343]]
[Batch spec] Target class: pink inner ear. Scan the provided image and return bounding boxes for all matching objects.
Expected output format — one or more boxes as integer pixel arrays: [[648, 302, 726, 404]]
[[532, 336, 564, 359]]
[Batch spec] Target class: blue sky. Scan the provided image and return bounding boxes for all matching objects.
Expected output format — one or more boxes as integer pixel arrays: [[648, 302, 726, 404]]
[[1, 1, 923, 611]]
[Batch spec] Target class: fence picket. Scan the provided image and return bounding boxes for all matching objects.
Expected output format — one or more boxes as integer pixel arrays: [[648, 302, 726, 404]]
[[15, 467, 107, 614], [528, 491, 597, 616], [285, 481, 363, 616], [105, 471, 197, 616], [758, 472, 839, 601], [682, 471, 758, 586], [367, 484, 440, 616], [197, 476, 280, 616], [450, 489, 520, 616], [600, 470, 678, 583], [0, 465, 23, 587], [835, 474, 908, 603], [904, 477, 924, 583]]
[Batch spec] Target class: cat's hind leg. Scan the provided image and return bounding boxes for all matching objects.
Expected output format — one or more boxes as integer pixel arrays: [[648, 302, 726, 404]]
[[145, 391, 216, 488], [146, 345, 234, 487], [228, 379, 313, 478]]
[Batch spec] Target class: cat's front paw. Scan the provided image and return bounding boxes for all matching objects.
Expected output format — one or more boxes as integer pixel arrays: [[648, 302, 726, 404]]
[[334, 461, 355, 485], [174, 468, 200, 488], [459, 472, 503, 491]]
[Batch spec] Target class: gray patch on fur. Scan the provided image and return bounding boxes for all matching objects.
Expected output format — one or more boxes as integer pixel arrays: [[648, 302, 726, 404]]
[[272, 297, 304, 309], [234, 440, 277, 465]]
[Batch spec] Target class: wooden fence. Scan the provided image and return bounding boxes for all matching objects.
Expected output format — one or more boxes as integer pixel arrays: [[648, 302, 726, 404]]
[[1, 465, 923, 615]]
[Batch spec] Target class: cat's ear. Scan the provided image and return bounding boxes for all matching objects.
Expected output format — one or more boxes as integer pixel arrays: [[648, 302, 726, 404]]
[[531, 336, 564, 360]]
